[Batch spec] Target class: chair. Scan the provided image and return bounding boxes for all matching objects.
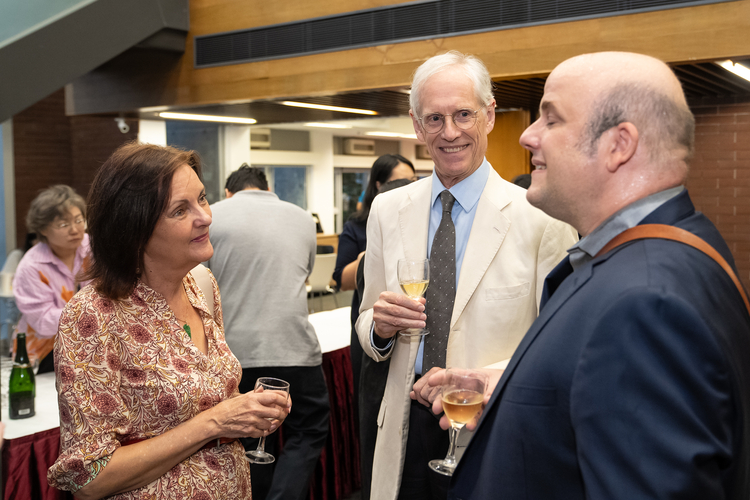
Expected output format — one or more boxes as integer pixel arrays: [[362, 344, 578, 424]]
[[307, 253, 339, 312]]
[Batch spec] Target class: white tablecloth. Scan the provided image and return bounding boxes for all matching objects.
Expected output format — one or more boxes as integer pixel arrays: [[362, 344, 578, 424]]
[[1, 306, 353, 441]]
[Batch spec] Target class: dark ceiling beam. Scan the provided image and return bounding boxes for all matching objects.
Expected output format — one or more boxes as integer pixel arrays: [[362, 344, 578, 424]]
[[0, 0, 188, 123]]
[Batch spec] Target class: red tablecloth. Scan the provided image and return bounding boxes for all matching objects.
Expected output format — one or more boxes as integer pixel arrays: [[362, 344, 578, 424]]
[[2, 427, 72, 500], [1, 346, 360, 500], [308, 346, 361, 500]]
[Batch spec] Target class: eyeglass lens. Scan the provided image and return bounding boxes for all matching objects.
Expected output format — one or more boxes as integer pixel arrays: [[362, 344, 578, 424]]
[[421, 109, 478, 133]]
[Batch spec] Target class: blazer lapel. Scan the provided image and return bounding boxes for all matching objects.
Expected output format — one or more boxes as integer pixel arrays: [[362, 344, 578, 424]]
[[451, 170, 511, 327], [399, 178, 432, 262]]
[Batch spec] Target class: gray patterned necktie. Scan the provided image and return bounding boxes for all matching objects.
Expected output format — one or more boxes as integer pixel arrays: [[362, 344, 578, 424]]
[[423, 190, 456, 372]]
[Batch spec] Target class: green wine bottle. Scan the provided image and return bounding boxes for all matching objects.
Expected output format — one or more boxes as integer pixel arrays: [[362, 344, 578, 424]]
[[9, 332, 35, 419]]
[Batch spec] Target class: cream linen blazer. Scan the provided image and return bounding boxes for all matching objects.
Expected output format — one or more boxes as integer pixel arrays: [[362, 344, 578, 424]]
[[355, 167, 578, 500]]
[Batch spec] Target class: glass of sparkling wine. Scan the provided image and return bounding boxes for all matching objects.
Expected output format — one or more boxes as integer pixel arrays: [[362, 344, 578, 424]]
[[397, 258, 430, 337], [428, 368, 488, 476], [245, 377, 290, 464]]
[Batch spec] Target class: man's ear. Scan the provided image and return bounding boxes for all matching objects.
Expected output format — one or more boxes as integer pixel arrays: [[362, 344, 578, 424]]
[[484, 99, 496, 134], [225, 188, 233, 199], [603, 122, 639, 173], [410, 110, 426, 144]]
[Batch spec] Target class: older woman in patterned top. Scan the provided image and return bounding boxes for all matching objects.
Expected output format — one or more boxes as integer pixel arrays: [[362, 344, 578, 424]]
[[48, 142, 290, 499], [13, 185, 89, 374]]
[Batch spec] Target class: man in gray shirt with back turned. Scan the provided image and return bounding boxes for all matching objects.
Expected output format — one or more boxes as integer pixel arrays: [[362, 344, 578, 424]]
[[207, 164, 329, 500]]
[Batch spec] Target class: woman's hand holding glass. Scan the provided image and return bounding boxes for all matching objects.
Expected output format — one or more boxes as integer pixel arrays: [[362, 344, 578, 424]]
[[207, 384, 291, 440], [246, 377, 291, 464]]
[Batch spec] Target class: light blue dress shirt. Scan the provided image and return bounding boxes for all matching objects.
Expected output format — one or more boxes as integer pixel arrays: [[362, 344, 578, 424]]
[[369, 159, 491, 373]]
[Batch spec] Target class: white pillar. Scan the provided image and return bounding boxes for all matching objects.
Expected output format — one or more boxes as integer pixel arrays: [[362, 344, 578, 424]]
[[222, 125, 251, 183], [137, 120, 167, 146], [308, 130, 335, 234]]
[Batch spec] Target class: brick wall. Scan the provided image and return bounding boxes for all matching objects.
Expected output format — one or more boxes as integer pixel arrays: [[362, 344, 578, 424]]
[[688, 97, 750, 290], [70, 115, 139, 199], [12, 90, 73, 247], [12, 89, 138, 246]]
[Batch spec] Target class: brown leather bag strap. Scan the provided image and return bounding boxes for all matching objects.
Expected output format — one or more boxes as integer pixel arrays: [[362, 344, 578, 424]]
[[596, 224, 750, 313]]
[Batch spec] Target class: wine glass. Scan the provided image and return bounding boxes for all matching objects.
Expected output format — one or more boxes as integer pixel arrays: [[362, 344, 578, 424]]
[[245, 377, 290, 464], [397, 258, 430, 337], [428, 368, 488, 476]]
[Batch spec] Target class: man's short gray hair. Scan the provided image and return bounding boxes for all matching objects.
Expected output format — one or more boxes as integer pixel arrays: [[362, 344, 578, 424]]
[[410, 51, 494, 117], [582, 82, 695, 164]]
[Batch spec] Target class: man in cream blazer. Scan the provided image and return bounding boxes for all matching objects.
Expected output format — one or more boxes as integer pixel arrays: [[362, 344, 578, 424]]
[[355, 51, 577, 500]]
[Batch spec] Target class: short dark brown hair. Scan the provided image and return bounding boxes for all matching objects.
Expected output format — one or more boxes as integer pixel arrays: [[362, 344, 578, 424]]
[[225, 164, 268, 193], [84, 142, 202, 300]]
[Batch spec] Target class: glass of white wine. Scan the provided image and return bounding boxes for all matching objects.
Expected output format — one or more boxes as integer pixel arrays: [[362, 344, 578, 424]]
[[428, 368, 488, 476], [397, 258, 430, 337], [245, 377, 290, 464]]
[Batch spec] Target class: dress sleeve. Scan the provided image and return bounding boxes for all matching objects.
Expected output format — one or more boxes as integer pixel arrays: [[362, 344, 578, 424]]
[[47, 293, 128, 492], [13, 260, 67, 338], [333, 221, 364, 288]]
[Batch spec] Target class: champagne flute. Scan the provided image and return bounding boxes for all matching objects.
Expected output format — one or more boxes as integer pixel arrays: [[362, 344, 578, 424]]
[[397, 258, 430, 337], [428, 368, 488, 476], [245, 377, 290, 464]]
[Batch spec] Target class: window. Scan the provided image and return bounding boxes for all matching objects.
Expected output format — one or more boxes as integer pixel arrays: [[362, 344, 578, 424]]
[[255, 165, 308, 209]]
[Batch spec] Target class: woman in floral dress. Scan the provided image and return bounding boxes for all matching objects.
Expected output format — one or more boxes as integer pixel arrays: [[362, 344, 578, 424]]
[[48, 142, 290, 499]]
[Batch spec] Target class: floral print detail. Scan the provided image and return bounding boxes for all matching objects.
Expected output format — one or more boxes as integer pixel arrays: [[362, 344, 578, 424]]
[[94, 298, 114, 314], [78, 313, 98, 338], [128, 323, 150, 344], [48, 272, 252, 499], [93, 394, 118, 415], [156, 394, 178, 416], [123, 369, 147, 385]]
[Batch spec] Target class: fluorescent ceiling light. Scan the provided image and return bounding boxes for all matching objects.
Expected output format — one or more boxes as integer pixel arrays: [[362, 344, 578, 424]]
[[159, 112, 257, 124], [365, 131, 418, 140], [718, 60, 750, 82], [304, 122, 351, 129], [281, 101, 378, 115]]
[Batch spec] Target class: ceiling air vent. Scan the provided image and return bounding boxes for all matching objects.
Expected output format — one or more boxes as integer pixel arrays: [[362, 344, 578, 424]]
[[195, 0, 736, 68]]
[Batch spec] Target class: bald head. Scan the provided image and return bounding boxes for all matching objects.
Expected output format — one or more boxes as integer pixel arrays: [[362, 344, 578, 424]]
[[558, 52, 694, 173], [520, 52, 696, 235]]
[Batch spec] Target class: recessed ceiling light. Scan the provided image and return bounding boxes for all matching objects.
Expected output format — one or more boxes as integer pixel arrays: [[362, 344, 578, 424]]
[[304, 122, 352, 129], [159, 112, 257, 124], [718, 60, 750, 82], [281, 101, 378, 115], [365, 131, 418, 139]]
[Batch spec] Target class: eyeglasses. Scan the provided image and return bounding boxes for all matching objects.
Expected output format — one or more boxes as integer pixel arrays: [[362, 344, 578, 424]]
[[52, 217, 85, 230], [418, 108, 482, 134]]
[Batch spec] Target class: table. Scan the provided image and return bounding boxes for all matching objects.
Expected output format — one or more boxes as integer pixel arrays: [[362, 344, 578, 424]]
[[1, 306, 359, 500]]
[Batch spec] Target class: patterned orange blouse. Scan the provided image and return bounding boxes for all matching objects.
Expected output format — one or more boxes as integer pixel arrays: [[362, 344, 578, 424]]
[[47, 271, 252, 499]]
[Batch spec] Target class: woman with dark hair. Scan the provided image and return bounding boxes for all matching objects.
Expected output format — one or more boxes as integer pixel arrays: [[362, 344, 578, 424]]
[[332, 153, 415, 500], [13, 185, 88, 374], [48, 142, 290, 499]]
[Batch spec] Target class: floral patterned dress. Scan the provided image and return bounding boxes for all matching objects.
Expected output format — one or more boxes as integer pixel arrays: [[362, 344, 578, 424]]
[[47, 271, 252, 499]]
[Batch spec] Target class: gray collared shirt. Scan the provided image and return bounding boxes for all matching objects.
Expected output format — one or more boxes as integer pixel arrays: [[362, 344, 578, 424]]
[[568, 186, 685, 271]]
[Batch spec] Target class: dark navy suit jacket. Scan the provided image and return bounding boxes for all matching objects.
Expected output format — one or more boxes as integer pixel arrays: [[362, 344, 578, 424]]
[[450, 191, 750, 499]]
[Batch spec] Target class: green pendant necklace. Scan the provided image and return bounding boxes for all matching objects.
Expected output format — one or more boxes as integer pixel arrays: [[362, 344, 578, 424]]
[[182, 323, 191, 338]]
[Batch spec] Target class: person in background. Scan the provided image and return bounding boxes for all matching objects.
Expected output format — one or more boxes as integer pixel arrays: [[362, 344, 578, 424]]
[[445, 51, 750, 500], [511, 173, 531, 189], [207, 164, 329, 500], [333, 154, 416, 454], [356, 51, 578, 500], [48, 143, 289, 499], [13, 185, 89, 374], [350, 176, 414, 500]]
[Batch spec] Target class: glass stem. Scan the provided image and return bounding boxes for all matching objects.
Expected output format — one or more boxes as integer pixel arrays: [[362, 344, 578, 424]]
[[444, 425, 461, 465], [256, 435, 266, 453]]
